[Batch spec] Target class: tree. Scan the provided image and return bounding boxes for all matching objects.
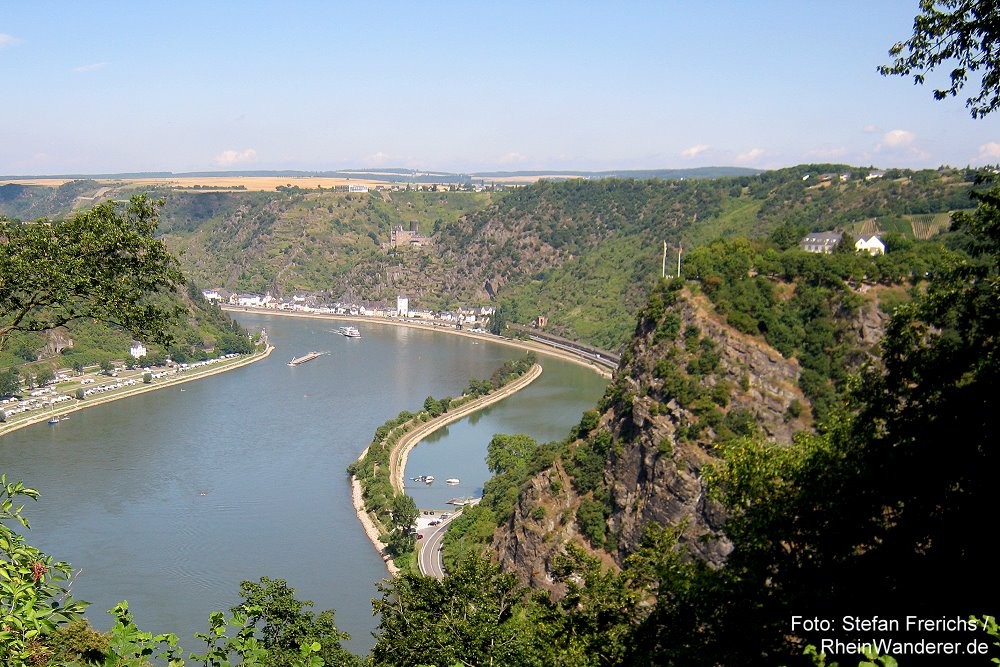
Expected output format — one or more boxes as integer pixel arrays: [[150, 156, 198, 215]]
[[233, 576, 358, 667], [371, 555, 539, 667], [390, 492, 418, 532], [0, 195, 185, 350], [34, 365, 55, 387], [0, 367, 19, 397], [386, 493, 419, 557], [486, 433, 539, 476], [880, 0, 1000, 118]]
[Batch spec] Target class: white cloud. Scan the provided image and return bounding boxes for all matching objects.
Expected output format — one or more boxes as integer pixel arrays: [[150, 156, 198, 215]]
[[735, 147, 764, 164], [0, 33, 21, 48], [681, 144, 710, 159], [73, 62, 109, 73], [876, 129, 929, 160], [882, 129, 916, 148], [214, 148, 257, 166], [863, 124, 880, 133], [979, 142, 1000, 160]]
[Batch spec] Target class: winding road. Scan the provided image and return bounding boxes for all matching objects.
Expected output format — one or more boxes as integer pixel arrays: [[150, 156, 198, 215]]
[[417, 517, 452, 579]]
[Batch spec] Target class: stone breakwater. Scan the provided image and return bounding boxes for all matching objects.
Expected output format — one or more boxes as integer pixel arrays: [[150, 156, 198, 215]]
[[350, 363, 543, 575]]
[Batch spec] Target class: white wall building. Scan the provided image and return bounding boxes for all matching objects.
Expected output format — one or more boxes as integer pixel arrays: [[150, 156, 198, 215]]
[[397, 294, 409, 318], [130, 342, 147, 359], [855, 235, 886, 256]]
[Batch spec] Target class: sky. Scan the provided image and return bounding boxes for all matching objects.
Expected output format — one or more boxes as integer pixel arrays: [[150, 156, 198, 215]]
[[2, 1, 999, 175]]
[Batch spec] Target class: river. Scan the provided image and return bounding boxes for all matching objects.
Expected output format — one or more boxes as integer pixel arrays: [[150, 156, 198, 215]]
[[0, 313, 607, 654]]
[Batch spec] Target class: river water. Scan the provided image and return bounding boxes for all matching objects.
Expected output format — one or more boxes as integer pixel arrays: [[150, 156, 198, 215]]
[[0, 313, 607, 654]]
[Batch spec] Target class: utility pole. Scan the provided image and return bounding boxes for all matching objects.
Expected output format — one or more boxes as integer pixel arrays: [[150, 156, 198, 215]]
[[662, 241, 667, 278], [677, 244, 683, 278]]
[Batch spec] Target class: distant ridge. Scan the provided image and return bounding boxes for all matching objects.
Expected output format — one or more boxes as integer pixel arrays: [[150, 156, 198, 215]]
[[1, 166, 762, 182]]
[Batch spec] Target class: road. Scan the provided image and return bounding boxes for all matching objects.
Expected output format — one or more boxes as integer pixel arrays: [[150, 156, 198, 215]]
[[417, 514, 458, 579]]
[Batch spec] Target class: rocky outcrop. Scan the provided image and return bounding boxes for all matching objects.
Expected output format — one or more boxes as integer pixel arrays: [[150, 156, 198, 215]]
[[491, 284, 815, 589], [42, 328, 73, 357]]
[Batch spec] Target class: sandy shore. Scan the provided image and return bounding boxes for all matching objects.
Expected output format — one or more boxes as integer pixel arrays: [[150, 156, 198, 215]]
[[351, 453, 400, 576], [350, 363, 543, 575], [223, 306, 613, 379], [0, 345, 273, 438]]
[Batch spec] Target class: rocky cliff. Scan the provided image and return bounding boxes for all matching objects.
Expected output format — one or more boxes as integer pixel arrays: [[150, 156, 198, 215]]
[[491, 281, 816, 591]]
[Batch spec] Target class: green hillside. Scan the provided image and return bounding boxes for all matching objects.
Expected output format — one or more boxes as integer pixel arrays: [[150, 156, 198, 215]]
[[0, 166, 979, 351]]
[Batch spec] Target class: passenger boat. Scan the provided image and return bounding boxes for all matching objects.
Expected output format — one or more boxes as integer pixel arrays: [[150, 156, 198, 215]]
[[336, 326, 361, 338]]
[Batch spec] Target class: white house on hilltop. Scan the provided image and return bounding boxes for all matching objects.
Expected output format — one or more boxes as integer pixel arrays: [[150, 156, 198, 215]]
[[130, 342, 147, 359], [855, 235, 886, 256]]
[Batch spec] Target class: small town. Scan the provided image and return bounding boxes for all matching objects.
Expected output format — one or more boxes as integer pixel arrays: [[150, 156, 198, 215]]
[[209, 290, 496, 331]]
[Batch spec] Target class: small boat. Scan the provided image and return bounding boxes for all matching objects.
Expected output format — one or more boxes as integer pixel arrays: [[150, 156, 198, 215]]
[[47, 417, 60, 425], [411, 475, 428, 483], [337, 326, 361, 338], [446, 478, 460, 485], [424, 476, 435, 484]]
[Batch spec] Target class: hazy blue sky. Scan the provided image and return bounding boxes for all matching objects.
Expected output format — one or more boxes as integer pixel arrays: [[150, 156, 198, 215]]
[[2, 1, 998, 174]]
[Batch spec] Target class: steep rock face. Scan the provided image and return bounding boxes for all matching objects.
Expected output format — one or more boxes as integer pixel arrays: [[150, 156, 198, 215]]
[[42, 328, 73, 356], [492, 284, 814, 587]]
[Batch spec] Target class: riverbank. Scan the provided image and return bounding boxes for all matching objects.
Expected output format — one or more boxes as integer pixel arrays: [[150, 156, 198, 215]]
[[0, 345, 274, 438], [222, 306, 613, 379], [349, 362, 543, 575]]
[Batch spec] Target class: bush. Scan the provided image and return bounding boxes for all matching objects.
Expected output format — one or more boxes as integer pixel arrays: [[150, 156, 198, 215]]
[[577, 498, 609, 546]]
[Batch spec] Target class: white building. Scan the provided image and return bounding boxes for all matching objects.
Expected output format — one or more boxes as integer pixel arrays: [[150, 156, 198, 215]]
[[235, 293, 268, 307], [130, 342, 147, 359], [855, 235, 886, 256], [348, 184, 369, 193], [397, 294, 409, 318]]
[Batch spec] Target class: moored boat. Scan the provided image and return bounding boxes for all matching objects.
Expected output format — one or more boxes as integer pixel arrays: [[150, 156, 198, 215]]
[[446, 478, 460, 485]]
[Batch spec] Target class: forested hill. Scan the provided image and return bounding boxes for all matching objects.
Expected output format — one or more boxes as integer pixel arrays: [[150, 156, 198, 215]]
[[0, 165, 979, 349]]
